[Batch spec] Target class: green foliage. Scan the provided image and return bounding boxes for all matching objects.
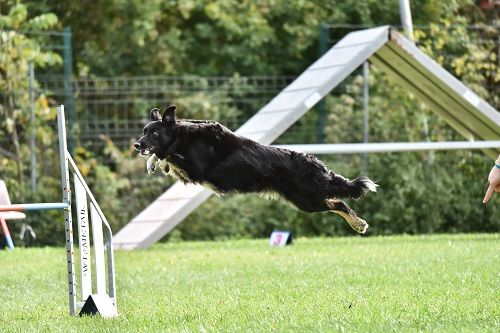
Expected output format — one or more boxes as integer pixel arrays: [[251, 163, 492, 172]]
[[0, 3, 63, 245], [319, 61, 499, 236], [416, 21, 498, 108], [24, 0, 428, 76], [0, 1, 498, 246]]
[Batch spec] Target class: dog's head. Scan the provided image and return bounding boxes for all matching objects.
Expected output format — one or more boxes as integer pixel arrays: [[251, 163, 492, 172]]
[[134, 105, 177, 157]]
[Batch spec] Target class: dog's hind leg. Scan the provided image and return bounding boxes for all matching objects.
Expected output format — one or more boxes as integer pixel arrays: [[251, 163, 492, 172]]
[[326, 199, 369, 234]]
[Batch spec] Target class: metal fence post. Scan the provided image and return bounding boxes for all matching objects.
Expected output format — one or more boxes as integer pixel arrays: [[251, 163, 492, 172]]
[[63, 27, 75, 155], [316, 23, 329, 143], [29, 62, 37, 192], [399, 0, 414, 42], [363, 61, 370, 170]]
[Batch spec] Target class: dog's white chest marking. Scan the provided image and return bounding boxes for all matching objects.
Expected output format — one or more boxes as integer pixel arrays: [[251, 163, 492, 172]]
[[260, 191, 281, 201]]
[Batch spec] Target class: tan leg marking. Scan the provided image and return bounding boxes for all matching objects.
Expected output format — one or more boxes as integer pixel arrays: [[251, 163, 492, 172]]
[[326, 199, 369, 234]]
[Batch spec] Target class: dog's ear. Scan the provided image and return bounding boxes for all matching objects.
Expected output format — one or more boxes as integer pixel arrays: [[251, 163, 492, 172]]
[[149, 108, 161, 121], [162, 105, 177, 123]]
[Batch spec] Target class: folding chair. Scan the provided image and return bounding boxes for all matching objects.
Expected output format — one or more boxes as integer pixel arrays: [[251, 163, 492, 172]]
[[0, 180, 26, 249]]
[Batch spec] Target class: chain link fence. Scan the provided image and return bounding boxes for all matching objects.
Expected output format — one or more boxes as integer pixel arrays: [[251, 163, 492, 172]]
[[38, 75, 302, 150], [31, 24, 498, 158]]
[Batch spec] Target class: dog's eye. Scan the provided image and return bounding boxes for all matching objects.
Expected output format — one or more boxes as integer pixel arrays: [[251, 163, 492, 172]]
[[152, 131, 159, 138]]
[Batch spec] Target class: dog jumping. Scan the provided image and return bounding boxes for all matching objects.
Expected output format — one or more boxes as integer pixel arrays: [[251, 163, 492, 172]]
[[134, 106, 378, 233]]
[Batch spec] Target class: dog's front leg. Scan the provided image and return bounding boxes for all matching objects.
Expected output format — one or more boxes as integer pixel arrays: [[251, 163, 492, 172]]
[[146, 154, 159, 174], [158, 159, 170, 175]]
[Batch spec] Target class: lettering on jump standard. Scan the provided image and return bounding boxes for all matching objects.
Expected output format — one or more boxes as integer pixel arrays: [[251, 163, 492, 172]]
[[74, 175, 92, 300]]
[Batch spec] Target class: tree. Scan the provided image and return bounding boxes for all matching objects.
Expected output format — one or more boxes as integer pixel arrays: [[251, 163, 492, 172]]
[[24, 0, 424, 77], [0, 3, 61, 184], [1, 0, 497, 245]]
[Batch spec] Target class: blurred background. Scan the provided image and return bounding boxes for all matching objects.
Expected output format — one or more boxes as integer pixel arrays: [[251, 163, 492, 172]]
[[0, 0, 498, 246]]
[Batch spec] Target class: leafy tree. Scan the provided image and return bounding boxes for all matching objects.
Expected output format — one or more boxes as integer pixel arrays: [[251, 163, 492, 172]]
[[21, 0, 495, 79], [0, 3, 64, 246], [24, 0, 448, 77], [0, 3, 61, 183], [1, 0, 498, 245]]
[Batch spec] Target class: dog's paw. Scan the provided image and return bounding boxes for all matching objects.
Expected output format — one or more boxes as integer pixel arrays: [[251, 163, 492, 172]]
[[147, 164, 156, 174], [342, 213, 369, 234], [347, 215, 369, 234], [329, 206, 369, 234], [146, 154, 158, 174]]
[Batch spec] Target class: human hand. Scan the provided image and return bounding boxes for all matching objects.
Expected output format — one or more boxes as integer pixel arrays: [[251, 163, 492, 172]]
[[483, 165, 500, 204]]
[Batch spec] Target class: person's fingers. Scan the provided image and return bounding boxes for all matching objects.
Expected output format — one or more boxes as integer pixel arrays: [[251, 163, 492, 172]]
[[483, 184, 494, 204]]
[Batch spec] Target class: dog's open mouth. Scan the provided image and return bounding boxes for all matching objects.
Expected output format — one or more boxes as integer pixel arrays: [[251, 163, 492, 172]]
[[140, 146, 157, 156]]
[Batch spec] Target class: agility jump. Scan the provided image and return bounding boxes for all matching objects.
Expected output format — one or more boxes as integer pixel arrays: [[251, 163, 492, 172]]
[[0, 106, 117, 318]]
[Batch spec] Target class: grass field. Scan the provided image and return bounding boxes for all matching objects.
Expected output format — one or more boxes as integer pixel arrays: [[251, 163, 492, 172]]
[[1, 234, 499, 332]]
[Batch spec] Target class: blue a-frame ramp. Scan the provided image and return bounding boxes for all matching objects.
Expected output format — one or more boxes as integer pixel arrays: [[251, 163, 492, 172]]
[[114, 26, 500, 249]]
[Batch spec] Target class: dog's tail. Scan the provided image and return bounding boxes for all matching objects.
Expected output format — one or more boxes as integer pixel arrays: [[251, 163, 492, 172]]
[[328, 173, 378, 200]]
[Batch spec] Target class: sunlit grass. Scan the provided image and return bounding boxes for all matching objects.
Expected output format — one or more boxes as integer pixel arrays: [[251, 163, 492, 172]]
[[1, 234, 499, 332]]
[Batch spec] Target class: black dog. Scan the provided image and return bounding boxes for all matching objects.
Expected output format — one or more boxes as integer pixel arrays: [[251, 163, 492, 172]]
[[134, 106, 377, 233]]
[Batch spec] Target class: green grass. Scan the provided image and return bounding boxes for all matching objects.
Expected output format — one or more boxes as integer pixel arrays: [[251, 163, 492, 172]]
[[1, 234, 499, 332]]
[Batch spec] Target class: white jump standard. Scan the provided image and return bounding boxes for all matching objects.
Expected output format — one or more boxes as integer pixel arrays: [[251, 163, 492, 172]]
[[0, 105, 117, 318]]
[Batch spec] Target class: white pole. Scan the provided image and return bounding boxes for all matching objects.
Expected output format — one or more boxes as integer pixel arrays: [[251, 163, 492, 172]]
[[363, 62, 369, 145], [399, 0, 414, 41], [57, 105, 77, 316], [275, 141, 500, 155], [363, 61, 369, 169]]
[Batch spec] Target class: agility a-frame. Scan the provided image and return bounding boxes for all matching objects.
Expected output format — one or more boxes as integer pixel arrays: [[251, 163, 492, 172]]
[[114, 26, 499, 250]]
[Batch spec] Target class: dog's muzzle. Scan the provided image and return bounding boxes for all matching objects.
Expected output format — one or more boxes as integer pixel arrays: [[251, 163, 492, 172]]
[[134, 141, 156, 156]]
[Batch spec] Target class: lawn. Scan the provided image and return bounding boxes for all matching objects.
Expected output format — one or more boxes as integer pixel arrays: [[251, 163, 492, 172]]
[[1, 234, 499, 332]]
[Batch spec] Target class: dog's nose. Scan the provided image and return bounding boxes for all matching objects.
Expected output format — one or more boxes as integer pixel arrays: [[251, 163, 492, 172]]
[[134, 142, 142, 151]]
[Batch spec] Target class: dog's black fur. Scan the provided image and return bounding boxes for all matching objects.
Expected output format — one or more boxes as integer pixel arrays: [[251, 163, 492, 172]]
[[134, 106, 377, 233]]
